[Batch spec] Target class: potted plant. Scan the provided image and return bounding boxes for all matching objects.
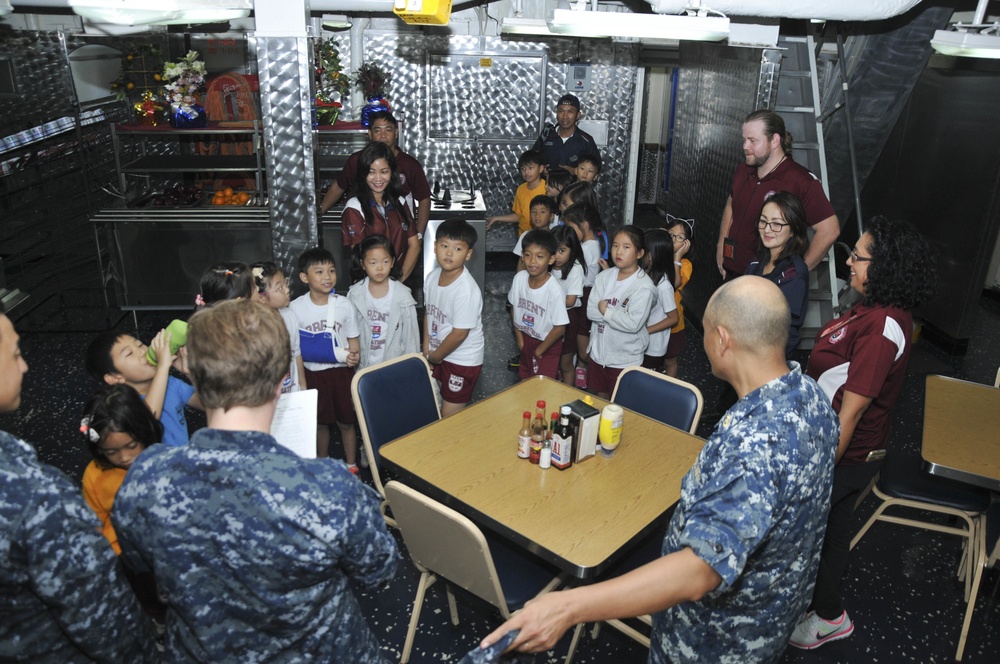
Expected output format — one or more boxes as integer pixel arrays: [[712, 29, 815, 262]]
[[314, 39, 349, 126], [354, 61, 392, 127]]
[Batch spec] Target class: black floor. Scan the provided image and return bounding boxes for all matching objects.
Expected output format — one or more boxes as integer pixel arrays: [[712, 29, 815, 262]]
[[3, 249, 1000, 663]]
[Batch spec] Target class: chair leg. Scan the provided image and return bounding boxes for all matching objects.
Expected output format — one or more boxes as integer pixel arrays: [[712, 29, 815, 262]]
[[446, 584, 460, 626], [401, 571, 436, 664], [563, 623, 584, 664], [850, 495, 894, 550], [955, 517, 987, 661]]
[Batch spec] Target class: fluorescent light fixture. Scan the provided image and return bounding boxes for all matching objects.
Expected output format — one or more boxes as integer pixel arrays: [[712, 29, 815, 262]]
[[547, 9, 729, 42], [931, 26, 1000, 59], [68, 0, 252, 27], [500, 17, 555, 37], [322, 14, 353, 30], [931, 0, 1000, 59]]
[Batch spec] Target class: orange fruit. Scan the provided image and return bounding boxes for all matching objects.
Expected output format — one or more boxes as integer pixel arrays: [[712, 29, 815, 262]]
[[236, 192, 250, 204], [212, 193, 225, 205], [223, 187, 234, 198]]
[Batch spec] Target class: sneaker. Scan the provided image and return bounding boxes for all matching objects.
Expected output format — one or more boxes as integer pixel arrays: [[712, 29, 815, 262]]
[[359, 445, 370, 469], [574, 367, 587, 389], [789, 610, 854, 650], [507, 353, 520, 371], [347, 464, 360, 476]]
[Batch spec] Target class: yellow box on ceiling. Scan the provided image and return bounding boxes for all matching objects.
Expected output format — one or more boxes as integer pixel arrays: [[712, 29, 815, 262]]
[[393, 0, 452, 26]]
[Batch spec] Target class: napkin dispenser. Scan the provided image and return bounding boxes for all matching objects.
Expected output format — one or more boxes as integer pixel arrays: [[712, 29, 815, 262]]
[[566, 399, 600, 461]]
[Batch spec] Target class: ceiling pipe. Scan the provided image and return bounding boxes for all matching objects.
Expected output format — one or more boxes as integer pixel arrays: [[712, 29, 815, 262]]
[[643, 0, 925, 22]]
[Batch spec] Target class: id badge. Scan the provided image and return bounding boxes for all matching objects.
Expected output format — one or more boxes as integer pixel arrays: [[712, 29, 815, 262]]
[[723, 237, 736, 260]]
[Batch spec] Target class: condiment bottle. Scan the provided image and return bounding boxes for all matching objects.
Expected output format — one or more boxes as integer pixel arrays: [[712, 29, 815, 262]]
[[530, 410, 545, 464], [535, 400, 547, 433], [552, 406, 577, 470], [517, 411, 532, 459], [539, 439, 552, 469]]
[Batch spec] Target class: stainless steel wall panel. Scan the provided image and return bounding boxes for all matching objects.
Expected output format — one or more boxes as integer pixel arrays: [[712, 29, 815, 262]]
[[662, 42, 763, 320], [360, 33, 639, 243], [256, 36, 316, 277]]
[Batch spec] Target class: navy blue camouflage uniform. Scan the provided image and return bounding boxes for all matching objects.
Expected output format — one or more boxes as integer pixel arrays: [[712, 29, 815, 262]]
[[651, 363, 839, 664], [113, 428, 398, 663], [0, 430, 156, 663]]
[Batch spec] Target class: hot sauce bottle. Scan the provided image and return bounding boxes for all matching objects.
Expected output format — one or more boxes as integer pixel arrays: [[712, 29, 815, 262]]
[[517, 411, 531, 459]]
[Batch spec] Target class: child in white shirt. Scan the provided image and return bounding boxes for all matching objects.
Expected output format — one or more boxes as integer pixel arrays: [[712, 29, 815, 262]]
[[508, 230, 569, 380]]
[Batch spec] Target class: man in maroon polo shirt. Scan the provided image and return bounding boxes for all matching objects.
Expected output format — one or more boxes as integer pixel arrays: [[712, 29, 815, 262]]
[[716, 110, 840, 280]]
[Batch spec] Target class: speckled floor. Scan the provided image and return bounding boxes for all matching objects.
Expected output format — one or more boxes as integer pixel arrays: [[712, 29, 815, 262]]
[[2, 244, 1000, 663]]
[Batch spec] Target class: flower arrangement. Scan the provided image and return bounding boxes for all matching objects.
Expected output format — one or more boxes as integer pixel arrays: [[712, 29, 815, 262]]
[[354, 61, 391, 100], [314, 38, 349, 125], [162, 50, 207, 119]]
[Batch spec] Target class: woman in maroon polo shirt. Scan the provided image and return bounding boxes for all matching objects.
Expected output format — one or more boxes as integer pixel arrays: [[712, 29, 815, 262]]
[[791, 216, 935, 650], [341, 142, 420, 283]]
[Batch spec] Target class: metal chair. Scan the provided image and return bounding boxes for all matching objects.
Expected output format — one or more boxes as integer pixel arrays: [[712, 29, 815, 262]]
[[351, 353, 440, 526], [385, 481, 579, 664], [592, 367, 702, 650], [850, 452, 990, 661], [611, 366, 703, 434]]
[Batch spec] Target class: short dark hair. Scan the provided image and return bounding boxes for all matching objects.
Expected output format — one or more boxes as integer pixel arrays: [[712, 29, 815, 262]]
[[187, 300, 290, 411], [199, 262, 255, 305], [578, 153, 602, 173], [82, 384, 163, 470], [518, 150, 545, 169], [530, 195, 558, 213], [298, 247, 336, 274], [367, 110, 398, 129], [435, 219, 477, 248], [85, 331, 127, 382], [561, 202, 599, 230], [250, 261, 281, 293], [521, 229, 558, 256], [862, 216, 936, 310]]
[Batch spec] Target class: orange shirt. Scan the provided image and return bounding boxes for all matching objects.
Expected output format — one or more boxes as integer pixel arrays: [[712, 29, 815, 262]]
[[81, 461, 127, 555], [671, 259, 693, 333]]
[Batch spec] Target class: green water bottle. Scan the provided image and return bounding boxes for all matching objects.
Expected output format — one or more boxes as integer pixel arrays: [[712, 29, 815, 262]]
[[147, 319, 188, 366]]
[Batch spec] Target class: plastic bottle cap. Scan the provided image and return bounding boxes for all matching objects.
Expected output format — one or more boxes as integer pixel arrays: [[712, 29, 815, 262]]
[[522, 411, 531, 417], [560, 405, 571, 414], [536, 400, 546, 408]]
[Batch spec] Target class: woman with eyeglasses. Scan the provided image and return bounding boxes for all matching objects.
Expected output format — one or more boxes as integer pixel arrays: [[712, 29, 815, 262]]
[[790, 216, 935, 650], [747, 191, 810, 358]]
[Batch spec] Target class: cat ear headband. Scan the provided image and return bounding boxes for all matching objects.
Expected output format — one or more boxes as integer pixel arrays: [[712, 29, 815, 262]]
[[666, 213, 696, 238]]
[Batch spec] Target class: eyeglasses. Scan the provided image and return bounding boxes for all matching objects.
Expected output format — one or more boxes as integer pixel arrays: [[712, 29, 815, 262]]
[[669, 233, 687, 243], [757, 218, 789, 233], [850, 248, 873, 263]]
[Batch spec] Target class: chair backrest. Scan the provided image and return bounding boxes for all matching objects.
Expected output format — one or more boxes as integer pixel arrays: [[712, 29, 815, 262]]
[[351, 353, 441, 496], [384, 481, 509, 615], [611, 366, 703, 434]]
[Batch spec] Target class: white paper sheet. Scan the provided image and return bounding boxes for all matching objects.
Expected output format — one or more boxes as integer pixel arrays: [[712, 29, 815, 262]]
[[270, 389, 318, 458]]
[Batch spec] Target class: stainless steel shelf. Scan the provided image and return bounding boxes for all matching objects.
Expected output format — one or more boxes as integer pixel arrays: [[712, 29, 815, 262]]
[[122, 155, 259, 172]]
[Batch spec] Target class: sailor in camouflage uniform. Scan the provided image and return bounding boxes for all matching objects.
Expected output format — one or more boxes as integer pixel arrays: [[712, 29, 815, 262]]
[[482, 277, 839, 663], [112, 300, 398, 663], [0, 312, 156, 663]]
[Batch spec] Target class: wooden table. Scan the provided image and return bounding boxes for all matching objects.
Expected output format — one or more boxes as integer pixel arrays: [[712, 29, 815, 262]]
[[922, 374, 1000, 492], [379, 376, 705, 579]]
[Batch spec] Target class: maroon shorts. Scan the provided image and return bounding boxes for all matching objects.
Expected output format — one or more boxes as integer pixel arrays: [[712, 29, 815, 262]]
[[432, 360, 482, 404], [642, 354, 665, 370], [562, 307, 587, 350], [577, 287, 593, 337], [588, 362, 625, 395], [304, 366, 357, 425], [665, 328, 686, 359], [518, 336, 562, 379]]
